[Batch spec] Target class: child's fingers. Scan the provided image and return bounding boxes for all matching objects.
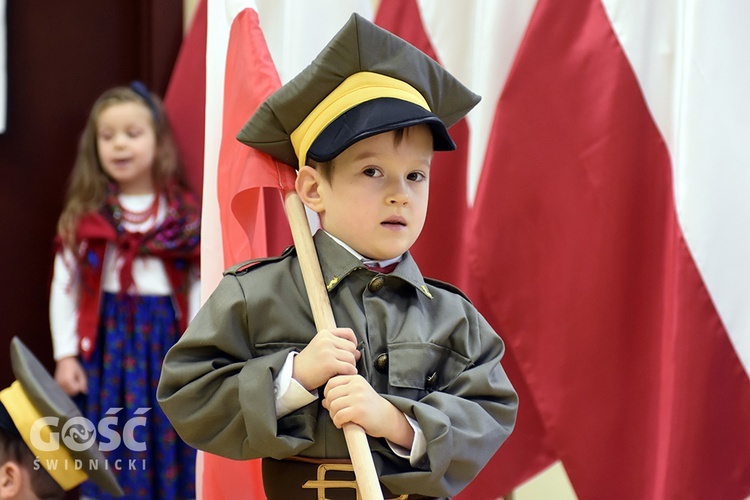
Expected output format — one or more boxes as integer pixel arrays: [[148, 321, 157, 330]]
[[335, 329, 362, 361], [322, 375, 367, 401], [328, 328, 360, 350], [317, 329, 361, 364], [323, 376, 374, 429], [323, 374, 349, 396]]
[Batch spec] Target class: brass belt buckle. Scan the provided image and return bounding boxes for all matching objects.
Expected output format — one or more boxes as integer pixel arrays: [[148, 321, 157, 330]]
[[301, 463, 409, 500], [302, 463, 360, 499]]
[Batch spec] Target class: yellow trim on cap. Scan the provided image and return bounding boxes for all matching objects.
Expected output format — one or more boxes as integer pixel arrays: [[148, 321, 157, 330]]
[[290, 72, 431, 168], [0, 381, 88, 491]]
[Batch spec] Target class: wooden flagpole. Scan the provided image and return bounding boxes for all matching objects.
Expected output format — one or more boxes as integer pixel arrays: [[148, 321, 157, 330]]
[[283, 189, 383, 500]]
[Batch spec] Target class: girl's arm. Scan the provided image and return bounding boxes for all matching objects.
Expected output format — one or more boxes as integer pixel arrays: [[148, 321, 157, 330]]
[[49, 250, 79, 360], [50, 249, 87, 395]]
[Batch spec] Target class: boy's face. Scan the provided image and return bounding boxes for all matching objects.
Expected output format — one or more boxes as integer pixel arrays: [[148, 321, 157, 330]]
[[306, 125, 433, 261]]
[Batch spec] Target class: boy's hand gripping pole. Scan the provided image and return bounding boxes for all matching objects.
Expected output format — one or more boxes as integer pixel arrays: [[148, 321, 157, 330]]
[[284, 189, 384, 500]]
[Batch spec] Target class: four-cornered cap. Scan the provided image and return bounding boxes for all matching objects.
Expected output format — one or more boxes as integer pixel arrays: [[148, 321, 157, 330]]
[[237, 12, 480, 168], [0, 337, 124, 496]]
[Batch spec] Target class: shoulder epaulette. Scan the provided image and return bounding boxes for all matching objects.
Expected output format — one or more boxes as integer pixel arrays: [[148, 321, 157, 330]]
[[423, 277, 472, 303], [223, 245, 296, 276]]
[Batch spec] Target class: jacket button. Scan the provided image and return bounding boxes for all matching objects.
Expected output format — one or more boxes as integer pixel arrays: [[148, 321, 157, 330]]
[[368, 276, 385, 292], [374, 353, 388, 373]]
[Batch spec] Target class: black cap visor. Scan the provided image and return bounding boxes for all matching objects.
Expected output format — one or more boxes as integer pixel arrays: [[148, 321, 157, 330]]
[[0, 401, 21, 437]]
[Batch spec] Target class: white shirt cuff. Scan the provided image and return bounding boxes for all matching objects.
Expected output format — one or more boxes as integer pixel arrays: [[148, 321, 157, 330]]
[[274, 351, 318, 418], [387, 414, 426, 466]]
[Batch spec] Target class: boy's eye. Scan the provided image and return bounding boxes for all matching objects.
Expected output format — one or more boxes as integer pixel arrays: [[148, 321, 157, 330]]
[[407, 171, 427, 182], [363, 167, 382, 177]]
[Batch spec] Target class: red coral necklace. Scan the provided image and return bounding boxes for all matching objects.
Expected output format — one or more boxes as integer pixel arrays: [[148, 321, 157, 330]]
[[119, 193, 160, 225]]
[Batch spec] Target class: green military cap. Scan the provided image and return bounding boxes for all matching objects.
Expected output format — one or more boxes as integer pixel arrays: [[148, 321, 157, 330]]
[[237, 12, 481, 168], [0, 337, 124, 496]]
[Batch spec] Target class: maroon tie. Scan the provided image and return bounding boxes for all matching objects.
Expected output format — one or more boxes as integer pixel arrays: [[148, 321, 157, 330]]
[[364, 262, 398, 274]]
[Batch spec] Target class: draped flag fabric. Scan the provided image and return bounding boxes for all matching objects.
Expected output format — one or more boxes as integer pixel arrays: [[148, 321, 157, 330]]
[[214, 4, 295, 268], [166, 0, 750, 498], [377, 0, 750, 499], [164, 0, 207, 200]]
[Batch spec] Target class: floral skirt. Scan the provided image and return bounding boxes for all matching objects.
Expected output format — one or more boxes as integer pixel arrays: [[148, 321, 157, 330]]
[[79, 292, 196, 499]]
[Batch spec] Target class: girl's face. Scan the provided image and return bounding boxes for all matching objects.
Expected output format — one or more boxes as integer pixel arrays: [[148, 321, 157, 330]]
[[310, 125, 433, 261], [96, 101, 157, 194]]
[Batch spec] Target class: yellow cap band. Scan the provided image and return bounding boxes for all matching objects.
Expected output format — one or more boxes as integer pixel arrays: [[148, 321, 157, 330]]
[[0, 381, 88, 491], [290, 71, 431, 168]]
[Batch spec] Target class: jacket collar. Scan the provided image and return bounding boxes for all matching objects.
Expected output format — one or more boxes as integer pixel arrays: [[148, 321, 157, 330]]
[[314, 231, 433, 299]]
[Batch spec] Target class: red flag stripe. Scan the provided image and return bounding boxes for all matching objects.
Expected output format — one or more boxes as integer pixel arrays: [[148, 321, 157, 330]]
[[467, 0, 750, 497]]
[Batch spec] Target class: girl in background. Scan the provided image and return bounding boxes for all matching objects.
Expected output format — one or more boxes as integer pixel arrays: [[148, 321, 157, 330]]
[[50, 83, 199, 499]]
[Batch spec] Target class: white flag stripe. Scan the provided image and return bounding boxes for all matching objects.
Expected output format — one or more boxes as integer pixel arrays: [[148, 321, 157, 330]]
[[256, 0, 373, 86], [224, 0, 258, 23], [604, 0, 750, 375], [417, 0, 537, 206], [201, 0, 236, 303]]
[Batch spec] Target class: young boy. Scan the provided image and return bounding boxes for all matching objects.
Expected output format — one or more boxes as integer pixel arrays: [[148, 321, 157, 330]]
[[0, 337, 123, 499], [0, 424, 62, 500], [157, 13, 518, 499]]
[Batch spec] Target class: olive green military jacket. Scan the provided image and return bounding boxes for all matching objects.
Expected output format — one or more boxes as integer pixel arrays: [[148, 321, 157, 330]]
[[157, 231, 517, 498]]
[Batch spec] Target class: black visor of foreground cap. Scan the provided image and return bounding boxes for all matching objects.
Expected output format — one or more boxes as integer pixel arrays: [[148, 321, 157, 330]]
[[237, 12, 480, 169], [0, 401, 20, 436], [307, 98, 456, 163], [0, 337, 124, 496]]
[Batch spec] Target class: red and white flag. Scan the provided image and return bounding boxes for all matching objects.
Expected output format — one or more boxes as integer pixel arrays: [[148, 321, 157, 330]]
[[378, 0, 750, 498], [167, 0, 750, 497]]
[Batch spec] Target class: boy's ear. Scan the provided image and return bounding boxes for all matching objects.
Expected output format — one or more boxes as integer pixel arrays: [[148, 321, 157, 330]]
[[295, 165, 325, 213], [0, 461, 23, 498]]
